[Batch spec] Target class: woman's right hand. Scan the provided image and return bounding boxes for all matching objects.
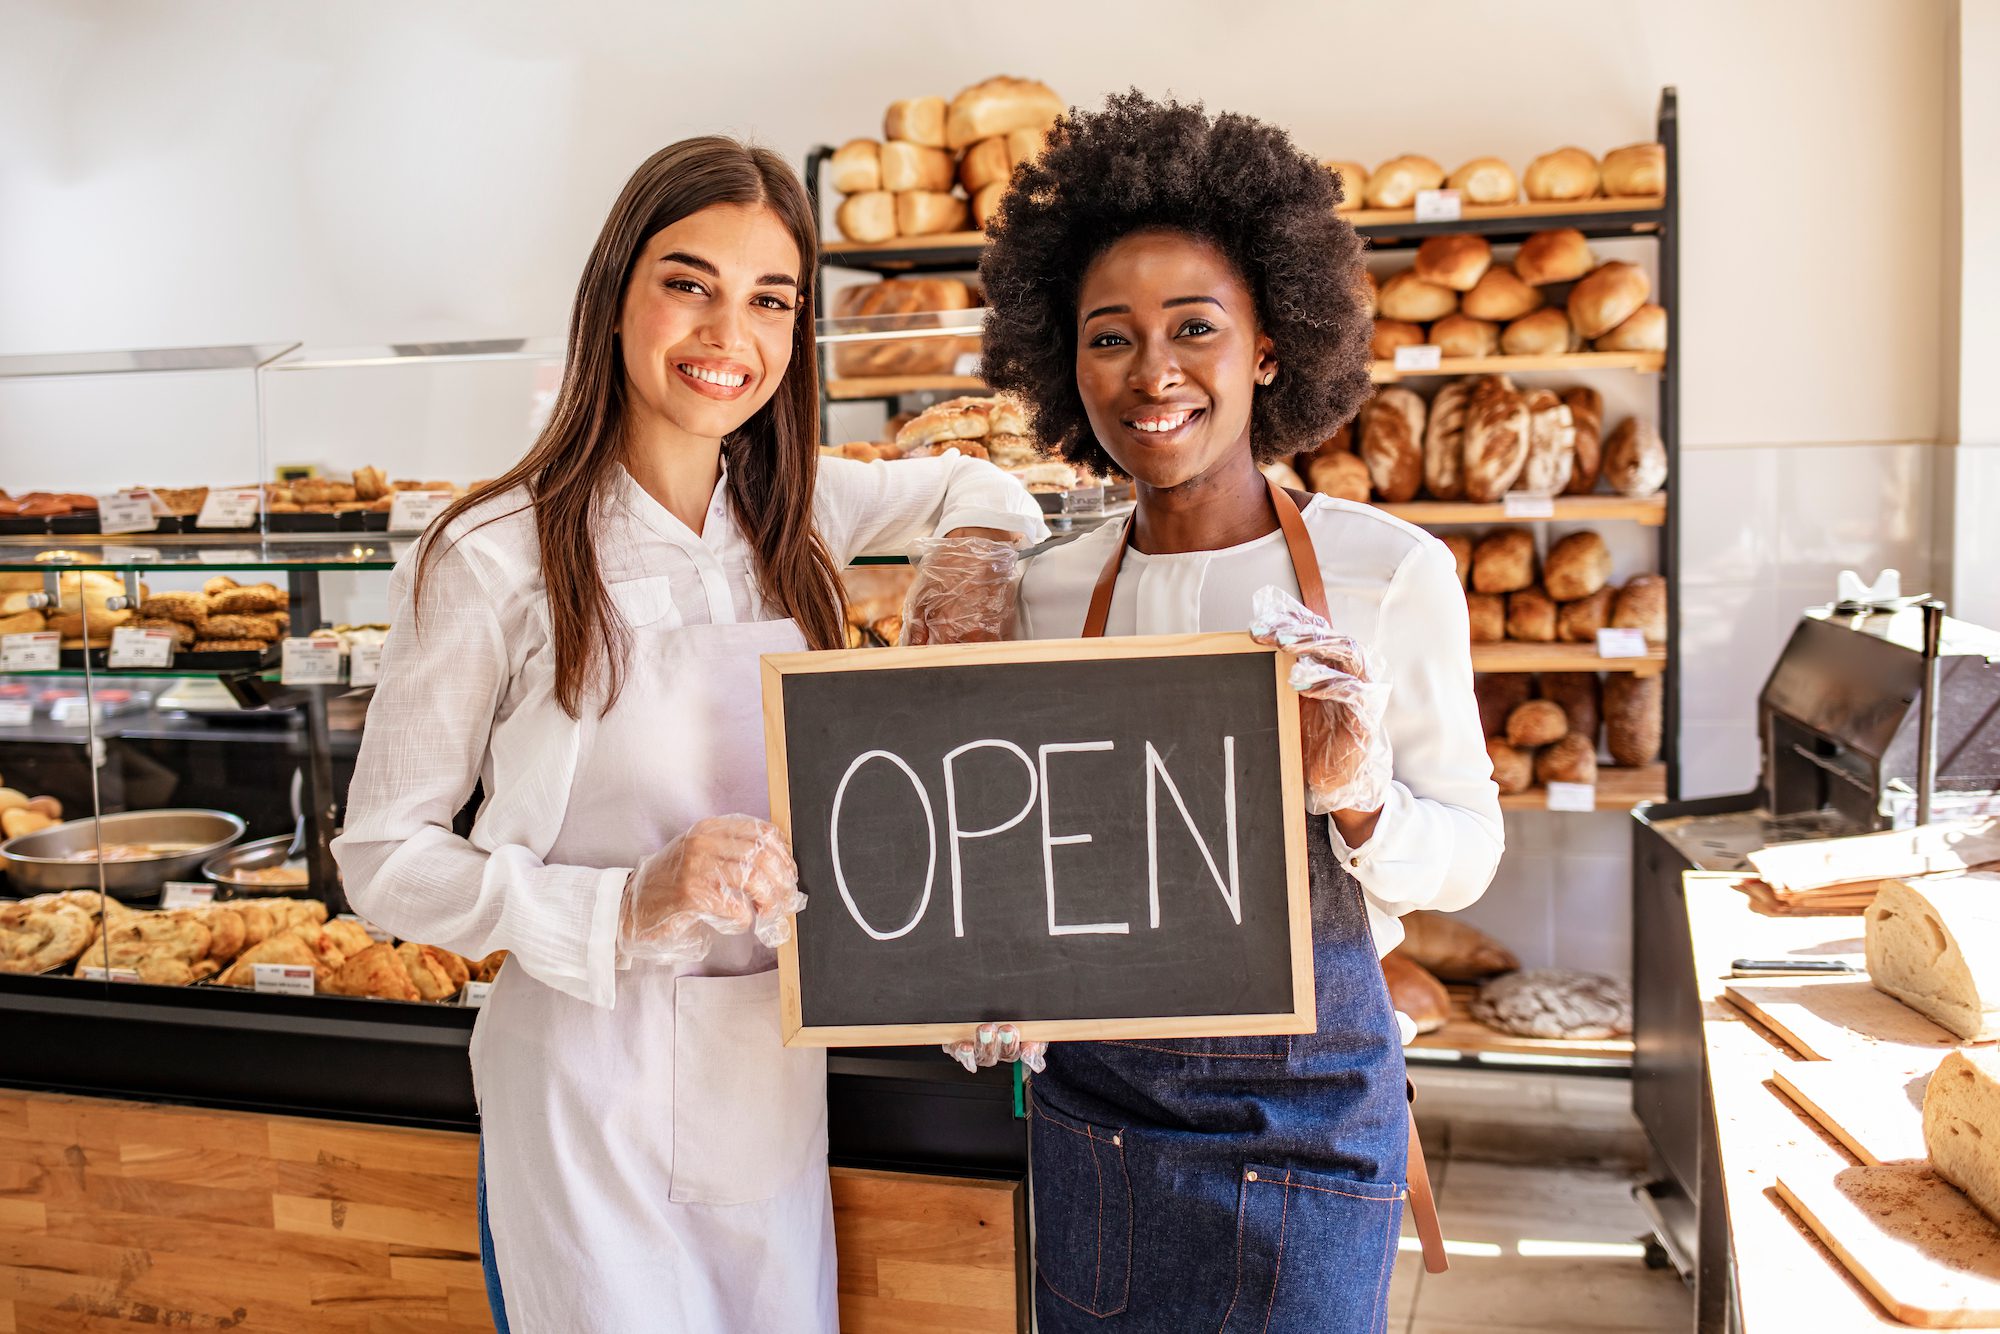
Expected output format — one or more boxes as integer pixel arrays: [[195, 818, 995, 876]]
[[618, 815, 806, 965], [899, 534, 1021, 645]]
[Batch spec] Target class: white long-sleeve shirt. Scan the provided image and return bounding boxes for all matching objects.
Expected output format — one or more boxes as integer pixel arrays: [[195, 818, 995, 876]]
[[333, 456, 1050, 1009], [1016, 494, 1502, 957]]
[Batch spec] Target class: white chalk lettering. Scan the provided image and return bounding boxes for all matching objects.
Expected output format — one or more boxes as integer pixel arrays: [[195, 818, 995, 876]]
[[1038, 741, 1128, 936], [830, 749, 936, 941], [942, 739, 1039, 937], [1144, 737, 1242, 928]]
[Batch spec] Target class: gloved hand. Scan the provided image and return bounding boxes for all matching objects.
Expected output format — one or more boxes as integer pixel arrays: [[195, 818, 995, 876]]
[[899, 535, 1021, 645], [943, 1023, 1048, 1074], [617, 815, 806, 965], [1248, 586, 1393, 816]]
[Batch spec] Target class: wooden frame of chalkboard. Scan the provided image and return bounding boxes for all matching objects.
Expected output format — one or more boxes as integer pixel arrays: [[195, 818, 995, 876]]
[[761, 632, 1314, 1047]]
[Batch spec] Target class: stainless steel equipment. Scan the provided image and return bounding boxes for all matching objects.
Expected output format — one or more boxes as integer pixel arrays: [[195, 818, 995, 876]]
[[201, 833, 314, 895], [0, 809, 245, 897]]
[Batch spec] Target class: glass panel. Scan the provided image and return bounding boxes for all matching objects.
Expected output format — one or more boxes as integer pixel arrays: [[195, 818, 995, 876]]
[[0, 535, 400, 573]]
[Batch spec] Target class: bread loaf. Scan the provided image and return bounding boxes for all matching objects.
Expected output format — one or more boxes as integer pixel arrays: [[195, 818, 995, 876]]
[[1423, 379, 1472, 501], [1605, 673, 1662, 765], [1518, 390, 1577, 496], [884, 97, 948, 148], [957, 136, 1013, 192], [1476, 673, 1534, 736], [1612, 574, 1667, 646], [1568, 261, 1651, 339], [1543, 531, 1611, 602], [1306, 449, 1372, 503], [1442, 532, 1474, 588], [1413, 235, 1492, 292], [1601, 142, 1667, 197], [1461, 377, 1530, 502], [1557, 587, 1614, 642], [1486, 738, 1534, 794], [1925, 1049, 2000, 1225], [880, 140, 953, 193], [1523, 147, 1600, 201], [1467, 592, 1505, 642], [1603, 418, 1667, 497], [829, 139, 882, 194], [1512, 228, 1595, 286], [1324, 160, 1369, 212], [1431, 314, 1498, 359], [1500, 308, 1576, 357], [1366, 155, 1445, 208], [1536, 734, 1599, 787], [1399, 910, 1520, 982], [1471, 526, 1535, 594], [1461, 269, 1544, 322], [836, 192, 897, 243], [831, 278, 980, 377], [1371, 319, 1426, 359], [971, 182, 1007, 230], [1382, 953, 1452, 1034], [1361, 388, 1425, 503], [1474, 969, 1631, 1039], [1507, 698, 1569, 748], [1446, 156, 1519, 205], [1539, 672, 1601, 742], [1006, 127, 1046, 166], [1506, 586, 1557, 642], [1595, 303, 1668, 352], [945, 76, 1063, 149], [1866, 876, 2000, 1040], [1378, 271, 1458, 323], [1561, 388, 1604, 495], [896, 191, 970, 237]]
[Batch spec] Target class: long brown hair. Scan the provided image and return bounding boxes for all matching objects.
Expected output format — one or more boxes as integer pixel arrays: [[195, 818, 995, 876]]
[[417, 137, 844, 717]]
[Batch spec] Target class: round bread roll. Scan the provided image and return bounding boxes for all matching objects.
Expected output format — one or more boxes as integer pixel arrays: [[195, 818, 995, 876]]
[[1424, 379, 1473, 501], [1518, 390, 1577, 497], [836, 191, 897, 244], [1371, 319, 1426, 360], [1603, 418, 1668, 497], [1306, 450, 1372, 504], [1606, 673, 1664, 766], [1260, 460, 1306, 493], [829, 139, 882, 194], [1543, 531, 1613, 602], [1601, 142, 1667, 197], [1413, 235, 1493, 292], [1500, 308, 1577, 357], [1595, 303, 1668, 352], [1357, 270, 1378, 318], [1568, 261, 1651, 339], [1486, 737, 1535, 795], [1536, 734, 1599, 787], [1325, 160, 1369, 212], [957, 136, 1013, 192], [1506, 586, 1558, 642], [1613, 574, 1668, 647], [1507, 699, 1570, 749], [1430, 314, 1498, 359], [1467, 592, 1506, 643], [1446, 156, 1518, 205], [971, 181, 1007, 230], [1378, 271, 1458, 323], [1523, 146, 1601, 201], [1366, 154, 1445, 209], [1561, 388, 1605, 495], [1471, 527, 1536, 595], [1557, 586, 1614, 643], [1476, 673, 1534, 737], [1442, 532, 1474, 589], [1361, 387, 1426, 503], [1461, 269, 1544, 322], [1462, 375, 1530, 502], [897, 191, 970, 237], [1512, 228, 1595, 286], [1539, 672, 1601, 742]]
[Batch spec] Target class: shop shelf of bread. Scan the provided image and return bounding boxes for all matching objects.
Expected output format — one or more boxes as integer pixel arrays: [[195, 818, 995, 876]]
[[1408, 985, 1635, 1061], [1369, 351, 1664, 384], [0, 535, 400, 573], [1468, 641, 1665, 675], [824, 373, 987, 402], [1374, 495, 1665, 527], [1495, 763, 1667, 813]]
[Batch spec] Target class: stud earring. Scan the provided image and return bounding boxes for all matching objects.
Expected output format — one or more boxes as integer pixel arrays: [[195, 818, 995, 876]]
[[1259, 371, 1277, 386]]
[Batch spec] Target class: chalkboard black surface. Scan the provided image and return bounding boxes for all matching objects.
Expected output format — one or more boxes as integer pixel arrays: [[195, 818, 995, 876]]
[[761, 634, 1312, 1046]]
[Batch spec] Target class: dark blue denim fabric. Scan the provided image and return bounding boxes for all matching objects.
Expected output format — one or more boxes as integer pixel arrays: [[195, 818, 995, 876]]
[[478, 1140, 513, 1333], [1029, 812, 1408, 1332]]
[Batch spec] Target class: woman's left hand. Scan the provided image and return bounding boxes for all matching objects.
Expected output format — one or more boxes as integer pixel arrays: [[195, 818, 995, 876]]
[[899, 528, 1022, 645], [1248, 586, 1394, 820], [944, 1023, 1048, 1074]]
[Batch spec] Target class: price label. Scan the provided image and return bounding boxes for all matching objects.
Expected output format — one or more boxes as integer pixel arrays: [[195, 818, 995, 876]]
[[1392, 344, 1443, 372], [77, 965, 142, 983], [198, 548, 261, 565], [951, 351, 982, 377], [161, 881, 216, 909], [108, 625, 175, 669], [460, 980, 493, 1008], [1502, 491, 1556, 519], [0, 700, 32, 727], [1595, 627, 1650, 659], [347, 640, 384, 687], [1413, 188, 1462, 223], [252, 962, 316, 996], [96, 489, 159, 535], [281, 636, 345, 685], [102, 546, 162, 565], [1545, 781, 1598, 813], [388, 491, 453, 533], [196, 488, 261, 529], [337, 912, 393, 943], [1, 631, 60, 672]]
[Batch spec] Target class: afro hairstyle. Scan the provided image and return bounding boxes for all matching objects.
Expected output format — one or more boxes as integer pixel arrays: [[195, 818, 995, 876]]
[[978, 90, 1374, 476]]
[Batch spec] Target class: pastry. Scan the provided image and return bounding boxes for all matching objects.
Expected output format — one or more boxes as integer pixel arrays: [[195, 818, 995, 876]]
[[134, 617, 196, 647], [1506, 586, 1557, 642], [1543, 531, 1612, 602], [1371, 319, 1426, 360], [1470, 527, 1535, 595], [1359, 388, 1425, 503], [139, 590, 208, 624], [879, 140, 954, 194], [883, 97, 948, 149], [1517, 390, 1576, 496], [1925, 1050, 2000, 1226], [1422, 379, 1472, 502], [1412, 235, 1492, 292], [1600, 142, 1666, 197], [1506, 699, 1569, 748], [944, 77, 1063, 150], [835, 192, 897, 244], [1556, 587, 1614, 642], [351, 467, 389, 502], [1605, 673, 1663, 766], [1486, 737, 1534, 794], [1466, 592, 1505, 643], [1461, 376, 1529, 502], [1499, 308, 1576, 357], [1473, 969, 1631, 1039], [1377, 271, 1458, 323], [0, 901, 97, 974], [1445, 156, 1518, 205], [1535, 734, 1598, 786], [1539, 672, 1601, 742], [1866, 876, 2000, 1040], [1460, 269, 1543, 322], [1475, 673, 1533, 737], [1595, 303, 1667, 352], [1382, 953, 1451, 1034], [1602, 419, 1667, 497], [829, 138, 883, 193], [1567, 261, 1651, 340], [320, 917, 377, 958], [1612, 574, 1667, 646], [323, 942, 420, 1002], [1430, 315, 1498, 359], [398, 941, 470, 1001], [1512, 229, 1594, 286], [1398, 910, 1519, 982], [472, 950, 509, 983], [1522, 147, 1601, 201], [1365, 155, 1445, 209], [1561, 388, 1604, 494], [1323, 160, 1369, 212]]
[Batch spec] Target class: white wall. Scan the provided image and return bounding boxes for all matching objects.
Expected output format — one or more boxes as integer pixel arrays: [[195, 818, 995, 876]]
[[0, 0, 1955, 975]]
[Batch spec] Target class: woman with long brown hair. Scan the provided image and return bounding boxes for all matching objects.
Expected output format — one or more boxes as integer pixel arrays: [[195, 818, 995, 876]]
[[333, 137, 1046, 1332]]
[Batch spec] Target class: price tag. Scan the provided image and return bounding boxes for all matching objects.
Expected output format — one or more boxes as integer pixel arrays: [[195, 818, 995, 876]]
[[161, 881, 216, 909], [1392, 344, 1442, 372], [198, 548, 261, 565], [337, 912, 393, 943], [281, 636, 345, 685], [77, 965, 143, 983], [108, 625, 175, 669], [1545, 781, 1598, 813], [951, 351, 982, 377], [0, 700, 32, 727], [387, 491, 453, 533], [1596, 627, 1650, 659], [96, 489, 159, 535], [1, 631, 60, 672], [460, 980, 493, 1008], [253, 962, 316, 996], [196, 488, 261, 529], [1413, 188, 1462, 222], [347, 640, 384, 687], [102, 545, 161, 565], [1502, 491, 1556, 519]]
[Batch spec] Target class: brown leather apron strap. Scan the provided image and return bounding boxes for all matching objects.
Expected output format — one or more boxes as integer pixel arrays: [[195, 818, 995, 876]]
[[1406, 1101, 1448, 1273]]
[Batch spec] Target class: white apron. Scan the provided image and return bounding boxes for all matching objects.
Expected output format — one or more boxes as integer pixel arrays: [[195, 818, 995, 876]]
[[471, 600, 834, 1333]]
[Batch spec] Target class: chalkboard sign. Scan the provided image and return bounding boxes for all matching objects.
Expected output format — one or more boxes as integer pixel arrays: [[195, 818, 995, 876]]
[[761, 633, 1313, 1046]]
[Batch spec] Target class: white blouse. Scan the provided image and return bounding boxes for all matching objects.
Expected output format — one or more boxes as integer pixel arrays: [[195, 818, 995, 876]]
[[1017, 494, 1503, 957], [333, 455, 1050, 1008]]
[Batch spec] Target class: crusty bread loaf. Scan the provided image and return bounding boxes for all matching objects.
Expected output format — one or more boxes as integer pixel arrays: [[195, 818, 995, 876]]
[[1595, 303, 1668, 352], [1461, 376, 1530, 502], [1431, 314, 1498, 359], [829, 139, 882, 194], [1366, 154, 1445, 209], [1486, 738, 1534, 794], [1925, 1049, 2000, 1225], [1382, 953, 1452, 1034], [1446, 156, 1518, 205], [836, 191, 897, 243], [884, 97, 948, 149], [958, 136, 1013, 192], [1512, 228, 1595, 286], [1471, 526, 1536, 594], [1506, 586, 1557, 642], [1500, 308, 1576, 357], [1371, 319, 1426, 359], [1568, 261, 1651, 340], [1612, 573, 1667, 647], [1476, 673, 1534, 737], [945, 76, 1063, 150], [1324, 160, 1369, 212], [1562, 388, 1605, 495], [1006, 127, 1046, 166], [1399, 909, 1520, 982], [1467, 592, 1505, 643], [1305, 449, 1372, 503], [1361, 388, 1425, 503], [1867, 876, 2000, 1040], [1461, 268, 1544, 322], [1536, 734, 1599, 786], [1523, 147, 1601, 201], [896, 191, 970, 237], [1540, 672, 1601, 742], [1601, 142, 1667, 197], [830, 278, 980, 377], [1423, 379, 1472, 501], [972, 181, 1007, 230], [879, 139, 952, 193], [1378, 270, 1458, 323], [1603, 418, 1668, 497], [1605, 672, 1663, 765], [1474, 969, 1631, 1039], [1543, 531, 1612, 602], [1557, 587, 1614, 642], [1518, 390, 1577, 496], [1443, 532, 1474, 588], [1413, 235, 1493, 292], [1507, 698, 1569, 748]]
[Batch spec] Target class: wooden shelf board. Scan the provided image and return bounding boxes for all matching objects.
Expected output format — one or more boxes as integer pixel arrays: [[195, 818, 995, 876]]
[[1375, 495, 1665, 527], [1409, 986, 1635, 1060], [826, 375, 986, 401], [1469, 641, 1666, 674], [1496, 763, 1668, 812], [1346, 195, 1666, 228], [1370, 351, 1665, 382]]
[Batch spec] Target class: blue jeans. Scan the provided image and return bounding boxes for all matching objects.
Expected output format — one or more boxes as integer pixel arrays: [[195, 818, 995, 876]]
[[478, 1141, 512, 1333]]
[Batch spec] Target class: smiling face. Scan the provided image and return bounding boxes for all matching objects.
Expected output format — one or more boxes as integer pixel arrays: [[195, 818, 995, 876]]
[[616, 201, 803, 449], [1074, 228, 1277, 491]]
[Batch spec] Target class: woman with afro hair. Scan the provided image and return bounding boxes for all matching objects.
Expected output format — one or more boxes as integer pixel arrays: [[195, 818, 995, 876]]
[[906, 92, 1501, 1330]]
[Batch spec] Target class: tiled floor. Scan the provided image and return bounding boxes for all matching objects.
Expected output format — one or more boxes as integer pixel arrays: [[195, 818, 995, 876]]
[[1390, 1156, 1692, 1333]]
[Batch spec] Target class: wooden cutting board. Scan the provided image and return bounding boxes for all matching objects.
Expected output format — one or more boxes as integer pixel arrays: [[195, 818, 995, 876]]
[[1774, 1060, 1939, 1165], [1725, 977, 1983, 1063], [1778, 1163, 2000, 1328]]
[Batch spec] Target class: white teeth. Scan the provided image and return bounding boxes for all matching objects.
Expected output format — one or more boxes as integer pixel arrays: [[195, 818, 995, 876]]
[[1132, 410, 1193, 433], [679, 364, 748, 387]]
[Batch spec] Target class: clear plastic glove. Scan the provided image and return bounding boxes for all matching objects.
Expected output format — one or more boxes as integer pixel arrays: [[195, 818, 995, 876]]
[[618, 814, 807, 965], [943, 1023, 1048, 1074], [1248, 585, 1394, 816], [899, 535, 1021, 645]]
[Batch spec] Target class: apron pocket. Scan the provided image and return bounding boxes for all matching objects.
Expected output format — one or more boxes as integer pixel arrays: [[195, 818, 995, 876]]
[[1028, 1085, 1132, 1318], [1219, 1163, 1404, 1334], [669, 970, 827, 1206]]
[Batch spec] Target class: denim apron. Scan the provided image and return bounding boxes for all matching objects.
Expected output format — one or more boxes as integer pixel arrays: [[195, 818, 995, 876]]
[[1028, 480, 1443, 1333]]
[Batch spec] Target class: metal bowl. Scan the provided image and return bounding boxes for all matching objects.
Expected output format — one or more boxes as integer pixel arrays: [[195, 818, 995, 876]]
[[0, 808, 246, 899], [201, 833, 322, 896]]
